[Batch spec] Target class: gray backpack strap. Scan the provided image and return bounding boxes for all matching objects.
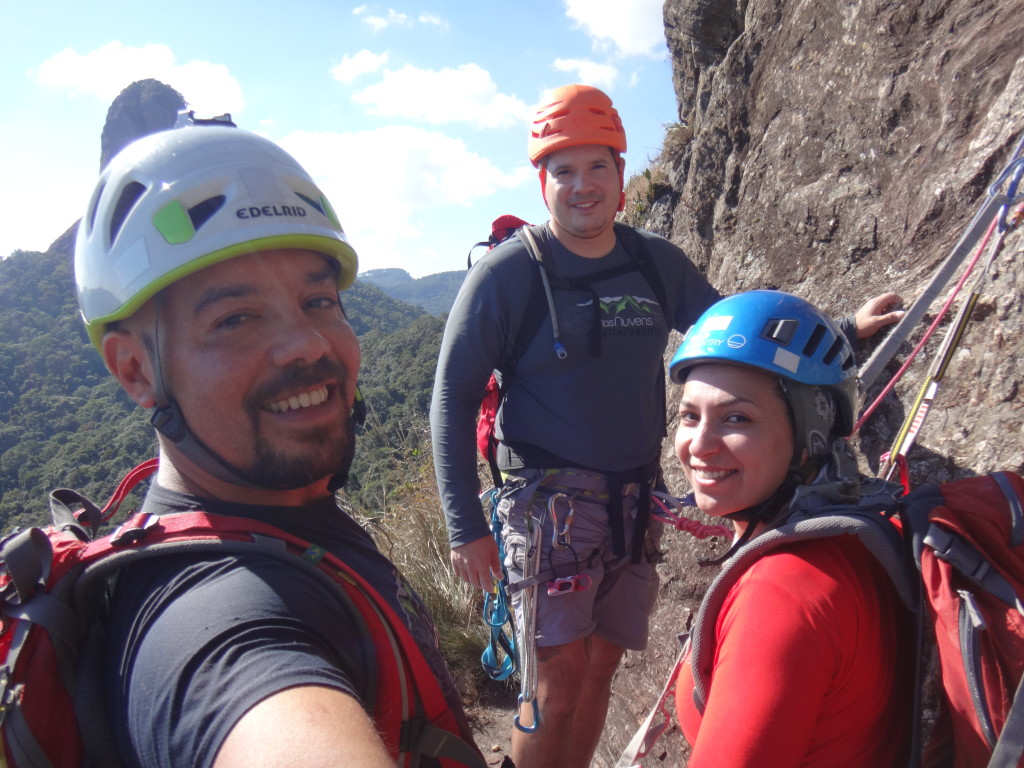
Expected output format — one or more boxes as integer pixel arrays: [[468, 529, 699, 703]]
[[989, 672, 1024, 768], [689, 500, 916, 714]]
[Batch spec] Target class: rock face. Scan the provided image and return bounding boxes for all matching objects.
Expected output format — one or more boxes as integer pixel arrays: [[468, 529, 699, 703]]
[[598, 0, 1024, 764], [98, 79, 186, 170]]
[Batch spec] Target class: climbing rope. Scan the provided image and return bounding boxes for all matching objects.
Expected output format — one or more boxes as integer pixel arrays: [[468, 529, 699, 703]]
[[481, 488, 518, 682], [857, 132, 1024, 393], [855, 152, 1024, 442], [514, 495, 544, 733], [879, 198, 1024, 482]]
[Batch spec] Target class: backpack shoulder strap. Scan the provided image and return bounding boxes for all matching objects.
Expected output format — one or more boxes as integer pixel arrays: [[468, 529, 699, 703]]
[[614, 222, 669, 314], [507, 225, 563, 370], [990, 673, 1024, 768], [66, 511, 485, 767], [688, 501, 915, 713]]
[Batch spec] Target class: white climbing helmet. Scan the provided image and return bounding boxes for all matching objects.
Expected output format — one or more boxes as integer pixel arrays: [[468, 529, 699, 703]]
[[75, 117, 358, 349]]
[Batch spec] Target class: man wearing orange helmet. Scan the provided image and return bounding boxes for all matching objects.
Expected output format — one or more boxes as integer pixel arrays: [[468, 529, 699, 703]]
[[430, 84, 902, 767]]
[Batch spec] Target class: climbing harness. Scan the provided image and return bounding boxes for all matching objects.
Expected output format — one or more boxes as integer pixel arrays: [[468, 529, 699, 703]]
[[481, 482, 732, 739], [857, 130, 1024, 394]]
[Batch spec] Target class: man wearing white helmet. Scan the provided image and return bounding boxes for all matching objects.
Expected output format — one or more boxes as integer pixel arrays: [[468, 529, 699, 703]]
[[430, 84, 903, 768], [77, 116, 481, 768]]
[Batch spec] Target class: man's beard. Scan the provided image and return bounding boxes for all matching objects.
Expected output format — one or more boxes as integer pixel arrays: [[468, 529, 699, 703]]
[[178, 357, 359, 492], [243, 418, 357, 490]]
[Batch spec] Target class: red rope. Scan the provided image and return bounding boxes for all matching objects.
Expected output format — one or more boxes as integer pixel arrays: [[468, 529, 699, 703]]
[[651, 494, 732, 539], [853, 214, 999, 433]]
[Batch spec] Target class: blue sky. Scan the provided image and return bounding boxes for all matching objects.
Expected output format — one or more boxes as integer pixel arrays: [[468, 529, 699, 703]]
[[1, 0, 679, 278]]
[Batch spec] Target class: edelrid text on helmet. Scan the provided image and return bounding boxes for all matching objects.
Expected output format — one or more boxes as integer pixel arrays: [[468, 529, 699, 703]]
[[74, 123, 358, 349], [528, 84, 627, 167]]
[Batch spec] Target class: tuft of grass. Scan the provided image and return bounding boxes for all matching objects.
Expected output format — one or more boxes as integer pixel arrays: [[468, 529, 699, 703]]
[[345, 453, 499, 698], [620, 121, 692, 227]]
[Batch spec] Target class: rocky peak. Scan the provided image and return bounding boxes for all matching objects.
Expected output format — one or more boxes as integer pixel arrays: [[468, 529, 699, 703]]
[[98, 78, 186, 170]]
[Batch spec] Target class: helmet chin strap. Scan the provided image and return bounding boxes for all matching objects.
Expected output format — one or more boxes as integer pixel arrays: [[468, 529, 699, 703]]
[[698, 470, 805, 567], [150, 397, 354, 493], [149, 399, 269, 490], [146, 296, 353, 494]]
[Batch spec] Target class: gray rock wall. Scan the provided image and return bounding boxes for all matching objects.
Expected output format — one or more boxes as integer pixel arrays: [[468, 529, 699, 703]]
[[598, 0, 1024, 764]]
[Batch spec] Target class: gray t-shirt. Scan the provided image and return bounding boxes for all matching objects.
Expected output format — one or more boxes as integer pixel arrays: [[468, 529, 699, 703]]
[[430, 224, 720, 547]]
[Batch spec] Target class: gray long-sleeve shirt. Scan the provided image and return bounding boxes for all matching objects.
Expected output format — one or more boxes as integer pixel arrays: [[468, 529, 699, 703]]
[[430, 224, 720, 547]]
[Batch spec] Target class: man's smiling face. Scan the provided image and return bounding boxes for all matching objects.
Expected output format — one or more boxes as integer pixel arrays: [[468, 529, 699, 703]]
[[155, 248, 361, 491]]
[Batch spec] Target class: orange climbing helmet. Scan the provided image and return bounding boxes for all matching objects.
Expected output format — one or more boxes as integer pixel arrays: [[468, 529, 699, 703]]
[[527, 84, 627, 167]]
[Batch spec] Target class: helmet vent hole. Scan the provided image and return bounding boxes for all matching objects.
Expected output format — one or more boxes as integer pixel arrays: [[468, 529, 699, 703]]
[[802, 324, 827, 357], [109, 182, 147, 245], [85, 181, 106, 235], [762, 318, 797, 345], [188, 195, 226, 231], [822, 337, 845, 365]]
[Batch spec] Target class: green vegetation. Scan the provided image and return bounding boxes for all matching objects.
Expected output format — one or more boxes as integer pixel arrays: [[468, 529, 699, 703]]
[[360, 268, 467, 316], [0, 247, 453, 531], [620, 122, 690, 227], [0, 248, 154, 529]]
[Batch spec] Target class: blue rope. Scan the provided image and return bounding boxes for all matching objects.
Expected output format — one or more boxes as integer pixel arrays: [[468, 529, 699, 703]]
[[480, 489, 519, 682]]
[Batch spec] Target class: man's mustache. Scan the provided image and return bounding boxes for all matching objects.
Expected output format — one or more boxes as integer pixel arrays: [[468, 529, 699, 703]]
[[247, 358, 352, 409]]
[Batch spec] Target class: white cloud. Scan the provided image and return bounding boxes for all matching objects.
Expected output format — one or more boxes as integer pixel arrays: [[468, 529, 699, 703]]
[[34, 42, 244, 116], [418, 13, 449, 30], [357, 7, 412, 33], [279, 126, 533, 271], [352, 64, 528, 129], [564, 0, 666, 58], [552, 58, 618, 90], [330, 50, 389, 83]]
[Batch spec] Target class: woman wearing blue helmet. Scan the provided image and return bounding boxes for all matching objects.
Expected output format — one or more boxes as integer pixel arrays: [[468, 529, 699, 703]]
[[667, 290, 915, 767]]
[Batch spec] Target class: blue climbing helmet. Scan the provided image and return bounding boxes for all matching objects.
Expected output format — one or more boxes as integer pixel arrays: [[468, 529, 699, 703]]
[[669, 290, 858, 468]]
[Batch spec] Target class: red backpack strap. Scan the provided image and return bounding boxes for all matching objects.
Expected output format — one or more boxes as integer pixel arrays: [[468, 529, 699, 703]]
[[74, 511, 484, 767]]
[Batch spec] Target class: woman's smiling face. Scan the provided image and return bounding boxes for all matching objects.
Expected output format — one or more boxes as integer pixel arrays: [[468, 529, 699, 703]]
[[675, 363, 795, 523]]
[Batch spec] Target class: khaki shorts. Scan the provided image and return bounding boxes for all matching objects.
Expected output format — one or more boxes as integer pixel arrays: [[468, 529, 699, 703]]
[[497, 468, 662, 650]]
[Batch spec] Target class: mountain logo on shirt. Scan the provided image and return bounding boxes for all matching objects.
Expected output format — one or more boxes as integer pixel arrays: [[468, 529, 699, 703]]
[[598, 294, 660, 334], [599, 295, 659, 315]]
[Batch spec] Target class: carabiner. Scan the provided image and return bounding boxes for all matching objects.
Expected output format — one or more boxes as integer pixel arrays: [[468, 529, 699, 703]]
[[483, 583, 510, 627], [514, 694, 541, 733], [548, 492, 575, 549]]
